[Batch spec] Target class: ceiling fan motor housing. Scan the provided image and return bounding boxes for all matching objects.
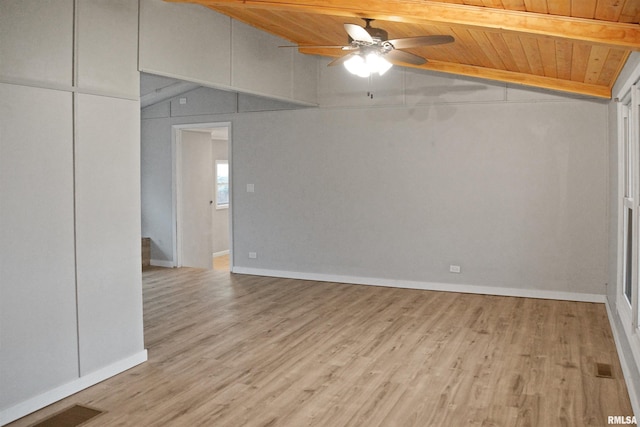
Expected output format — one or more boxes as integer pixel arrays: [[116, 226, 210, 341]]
[[366, 26, 388, 42], [347, 20, 388, 44]]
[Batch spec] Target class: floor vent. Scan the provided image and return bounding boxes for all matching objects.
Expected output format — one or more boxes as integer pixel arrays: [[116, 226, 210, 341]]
[[30, 404, 104, 427], [596, 362, 614, 379]]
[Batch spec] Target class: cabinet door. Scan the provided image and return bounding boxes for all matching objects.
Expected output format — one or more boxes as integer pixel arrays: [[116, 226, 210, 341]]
[[0, 84, 78, 409], [76, 0, 139, 97], [0, 0, 73, 86], [139, 0, 231, 86], [75, 94, 144, 375], [231, 20, 292, 99]]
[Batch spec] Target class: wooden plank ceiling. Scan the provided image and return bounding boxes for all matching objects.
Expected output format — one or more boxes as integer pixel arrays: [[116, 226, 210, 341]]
[[167, 0, 640, 98]]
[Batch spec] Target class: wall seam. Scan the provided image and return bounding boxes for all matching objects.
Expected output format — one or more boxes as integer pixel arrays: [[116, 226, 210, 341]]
[[72, 0, 82, 379]]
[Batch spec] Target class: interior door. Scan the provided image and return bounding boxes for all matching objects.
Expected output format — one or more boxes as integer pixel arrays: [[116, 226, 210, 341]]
[[179, 130, 214, 269]]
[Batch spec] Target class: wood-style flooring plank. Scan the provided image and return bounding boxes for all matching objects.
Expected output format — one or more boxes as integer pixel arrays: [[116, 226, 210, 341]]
[[6, 267, 634, 427]]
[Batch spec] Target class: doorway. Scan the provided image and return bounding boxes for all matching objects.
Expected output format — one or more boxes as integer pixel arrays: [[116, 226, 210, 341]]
[[173, 122, 232, 271]]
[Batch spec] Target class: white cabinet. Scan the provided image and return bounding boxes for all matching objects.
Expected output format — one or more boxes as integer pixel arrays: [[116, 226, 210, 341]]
[[0, 1, 145, 422], [0, 84, 78, 409], [77, 0, 140, 97], [0, 0, 74, 86], [231, 20, 292, 99], [139, 0, 232, 87], [139, 0, 318, 104]]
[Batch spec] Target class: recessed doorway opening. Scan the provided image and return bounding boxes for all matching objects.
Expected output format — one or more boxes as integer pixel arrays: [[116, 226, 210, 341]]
[[173, 122, 232, 271]]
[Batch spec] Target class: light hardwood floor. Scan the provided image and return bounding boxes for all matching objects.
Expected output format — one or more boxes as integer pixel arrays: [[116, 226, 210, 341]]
[[8, 268, 634, 426], [213, 254, 230, 271]]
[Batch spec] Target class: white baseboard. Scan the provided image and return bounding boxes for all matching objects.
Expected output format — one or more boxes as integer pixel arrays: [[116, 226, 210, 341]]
[[212, 250, 229, 258], [150, 259, 174, 268], [605, 301, 640, 419], [232, 267, 607, 303], [0, 350, 147, 426]]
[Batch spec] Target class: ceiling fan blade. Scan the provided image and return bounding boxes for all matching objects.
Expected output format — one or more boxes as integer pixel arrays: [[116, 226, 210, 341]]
[[387, 35, 455, 49], [327, 53, 358, 67], [344, 23, 373, 43], [278, 45, 348, 49], [385, 49, 427, 65]]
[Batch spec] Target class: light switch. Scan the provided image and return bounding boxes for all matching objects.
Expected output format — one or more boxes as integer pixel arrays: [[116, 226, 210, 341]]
[[179, 97, 187, 105], [247, 184, 255, 193]]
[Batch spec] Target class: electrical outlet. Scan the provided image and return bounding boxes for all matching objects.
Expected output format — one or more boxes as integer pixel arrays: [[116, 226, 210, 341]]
[[449, 265, 461, 273], [249, 252, 257, 259]]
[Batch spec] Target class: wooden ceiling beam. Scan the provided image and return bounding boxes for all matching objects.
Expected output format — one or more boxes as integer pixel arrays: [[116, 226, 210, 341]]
[[301, 47, 612, 98], [168, 0, 640, 49]]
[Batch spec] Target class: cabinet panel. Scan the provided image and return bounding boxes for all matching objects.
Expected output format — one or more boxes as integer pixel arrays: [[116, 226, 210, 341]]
[[293, 51, 318, 105], [231, 20, 291, 99], [0, 0, 73, 86], [139, 0, 231, 87], [76, 0, 139, 97], [0, 84, 78, 409], [75, 94, 144, 375]]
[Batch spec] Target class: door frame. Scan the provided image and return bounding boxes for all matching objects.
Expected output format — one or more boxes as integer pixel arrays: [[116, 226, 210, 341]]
[[172, 121, 233, 269]]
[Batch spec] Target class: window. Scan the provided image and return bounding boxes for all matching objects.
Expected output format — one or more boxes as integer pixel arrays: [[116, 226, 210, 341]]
[[216, 160, 229, 209], [615, 68, 640, 392], [625, 206, 634, 305], [618, 89, 639, 334], [622, 100, 634, 308]]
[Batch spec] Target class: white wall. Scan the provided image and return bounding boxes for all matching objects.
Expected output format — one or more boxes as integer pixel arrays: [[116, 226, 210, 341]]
[[141, 67, 609, 300], [141, 86, 307, 265], [139, 0, 318, 105], [231, 101, 609, 299], [0, 1, 145, 424], [318, 56, 594, 108]]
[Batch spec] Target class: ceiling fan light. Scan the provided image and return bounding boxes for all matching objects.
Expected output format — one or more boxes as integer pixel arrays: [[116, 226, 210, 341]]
[[366, 53, 393, 76], [344, 54, 371, 78]]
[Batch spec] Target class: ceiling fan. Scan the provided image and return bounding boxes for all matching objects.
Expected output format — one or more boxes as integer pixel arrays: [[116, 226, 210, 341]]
[[283, 19, 454, 77]]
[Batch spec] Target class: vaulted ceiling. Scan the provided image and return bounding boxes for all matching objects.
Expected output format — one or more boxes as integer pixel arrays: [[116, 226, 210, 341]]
[[167, 0, 640, 98]]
